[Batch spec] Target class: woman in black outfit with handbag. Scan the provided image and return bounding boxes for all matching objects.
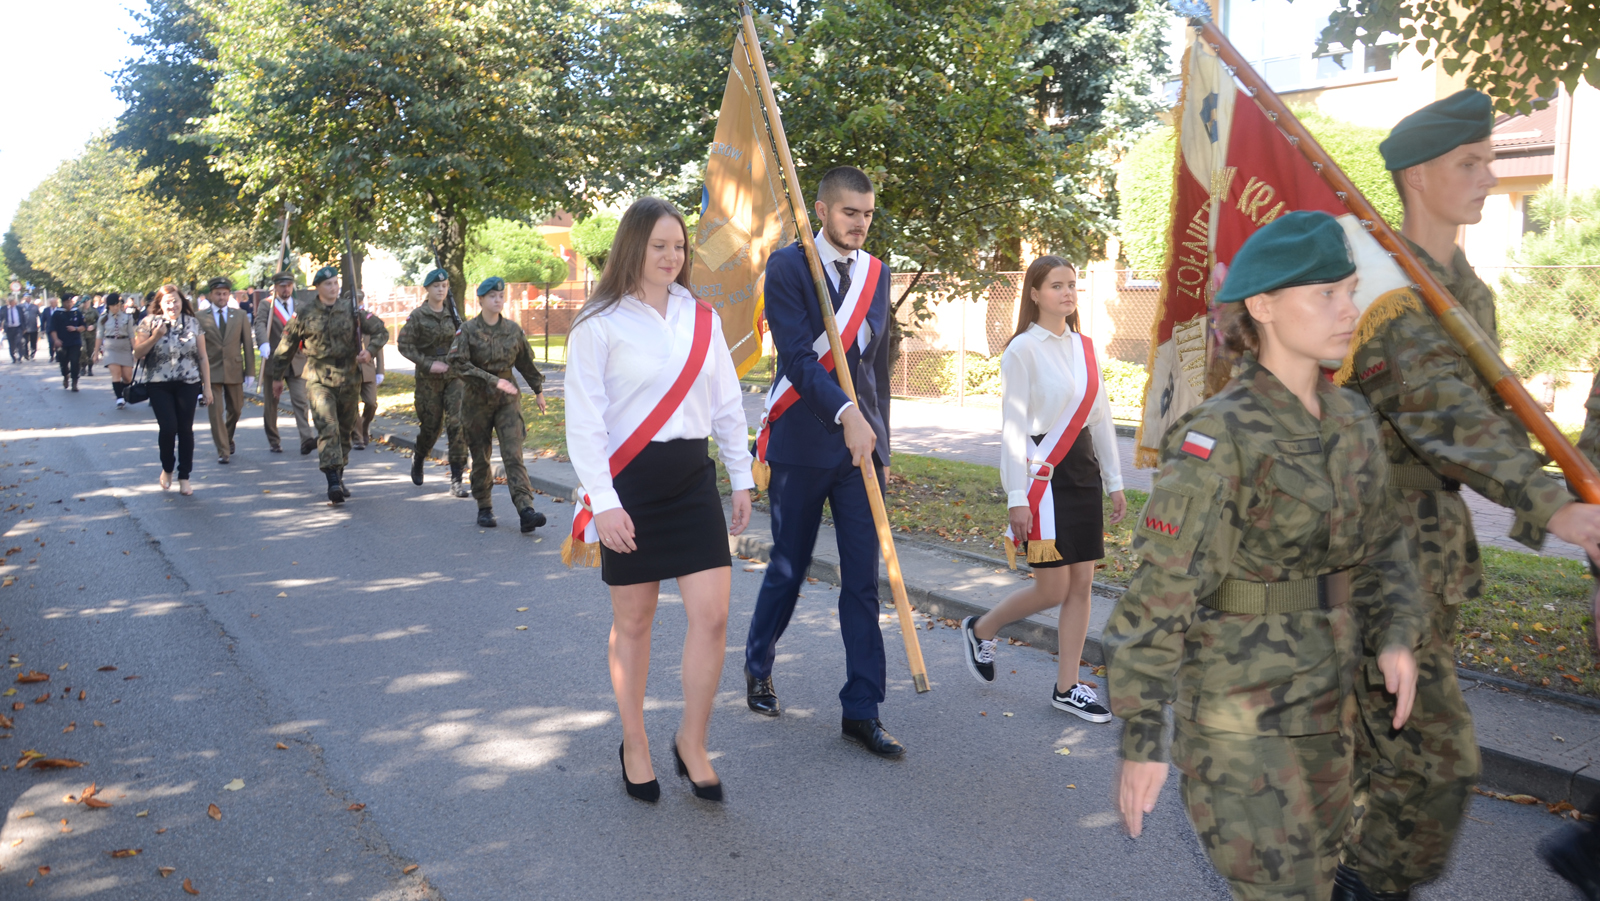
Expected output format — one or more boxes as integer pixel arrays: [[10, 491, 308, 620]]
[[132, 285, 213, 495]]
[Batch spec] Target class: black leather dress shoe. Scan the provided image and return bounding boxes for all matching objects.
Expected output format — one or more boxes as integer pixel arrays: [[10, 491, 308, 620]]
[[745, 670, 779, 717], [841, 717, 905, 758]]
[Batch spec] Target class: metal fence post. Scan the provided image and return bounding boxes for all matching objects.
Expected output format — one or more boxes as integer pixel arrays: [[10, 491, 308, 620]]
[[957, 292, 967, 407]]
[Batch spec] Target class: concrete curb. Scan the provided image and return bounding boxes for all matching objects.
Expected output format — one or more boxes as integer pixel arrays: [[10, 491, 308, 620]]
[[365, 411, 1598, 808]]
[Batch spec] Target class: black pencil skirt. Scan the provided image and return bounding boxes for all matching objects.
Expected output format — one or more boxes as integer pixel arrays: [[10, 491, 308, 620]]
[[600, 438, 732, 586]]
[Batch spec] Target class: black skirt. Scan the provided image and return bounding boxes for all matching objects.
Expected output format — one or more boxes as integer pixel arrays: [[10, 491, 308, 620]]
[[600, 438, 731, 586], [1026, 431, 1106, 568]]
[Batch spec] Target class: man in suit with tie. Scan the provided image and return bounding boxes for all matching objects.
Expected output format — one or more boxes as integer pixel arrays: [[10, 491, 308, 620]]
[[254, 272, 315, 454], [742, 166, 903, 758], [4, 298, 23, 363], [200, 277, 256, 464]]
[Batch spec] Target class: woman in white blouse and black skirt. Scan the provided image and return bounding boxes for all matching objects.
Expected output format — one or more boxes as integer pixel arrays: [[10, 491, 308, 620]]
[[565, 197, 754, 804], [960, 256, 1127, 721]]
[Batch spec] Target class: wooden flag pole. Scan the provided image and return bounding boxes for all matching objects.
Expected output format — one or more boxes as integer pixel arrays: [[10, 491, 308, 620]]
[[736, 4, 931, 693], [1191, 15, 1600, 504]]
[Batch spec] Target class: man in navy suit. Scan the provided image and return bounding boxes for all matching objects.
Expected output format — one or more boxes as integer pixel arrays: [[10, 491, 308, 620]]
[[743, 166, 904, 758]]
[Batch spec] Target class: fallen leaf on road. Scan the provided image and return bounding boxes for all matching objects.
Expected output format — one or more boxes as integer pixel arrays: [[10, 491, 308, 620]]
[[16, 750, 43, 766], [84, 797, 112, 809], [222, 779, 244, 791], [17, 810, 34, 819], [183, 877, 199, 895], [37, 865, 50, 875], [402, 864, 419, 875], [0, 715, 11, 729], [1001, 712, 1014, 717], [1065, 784, 1077, 789], [12, 702, 23, 711], [136, 810, 148, 817], [109, 849, 140, 858], [92, 721, 104, 727], [1054, 747, 1071, 756], [96, 666, 116, 672], [158, 866, 175, 877], [9, 838, 21, 847], [77, 691, 85, 701], [275, 742, 288, 750], [33, 693, 49, 704], [62, 723, 74, 733], [82, 783, 98, 800], [3, 689, 14, 696], [347, 803, 365, 812], [515, 626, 528, 631], [516, 607, 528, 612], [276, 592, 287, 598], [16, 671, 49, 684], [155, 828, 167, 834], [122, 675, 140, 681], [56, 664, 67, 671], [30, 758, 85, 769], [206, 804, 220, 820]]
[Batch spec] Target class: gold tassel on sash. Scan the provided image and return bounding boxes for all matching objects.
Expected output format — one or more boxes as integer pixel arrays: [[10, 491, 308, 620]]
[[560, 534, 603, 569], [751, 458, 770, 492], [1004, 535, 1018, 571], [1026, 538, 1063, 566], [1333, 288, 1421, 385]]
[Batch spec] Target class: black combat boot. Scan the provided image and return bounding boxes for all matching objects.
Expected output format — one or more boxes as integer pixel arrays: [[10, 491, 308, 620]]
[[518, 507, 546, 533], [411, 452, 425, 486], [338, 468, 352, 498], [477, 507, 497, 528], [1541, 817, 1600, 901], [324, 469, 344, 505], [450, 461, 470, 498]]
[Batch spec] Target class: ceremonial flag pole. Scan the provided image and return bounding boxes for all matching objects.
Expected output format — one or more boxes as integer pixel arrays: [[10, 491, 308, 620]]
[[735, 3, 931, 693], [1166, 6, 1600, 503]]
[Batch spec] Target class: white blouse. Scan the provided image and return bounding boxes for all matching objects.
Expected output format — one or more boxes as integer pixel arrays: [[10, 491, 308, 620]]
[[1000, 323, 1124, 508], [565, 283, 755, 515]]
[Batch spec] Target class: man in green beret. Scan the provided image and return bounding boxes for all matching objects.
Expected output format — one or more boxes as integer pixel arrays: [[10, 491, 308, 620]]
[[397, 268, 470, 495], [448, 276, 547, 532], [1339, 89, 1600, 901], [266, 266, 389, 504]]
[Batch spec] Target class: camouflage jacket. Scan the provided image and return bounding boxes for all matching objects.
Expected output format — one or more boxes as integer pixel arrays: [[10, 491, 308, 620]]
[[397, 302, 461, 380], [1578, 370, 1600, 469], [266, 296, 388, 388], [1347, 239, 1569, 604], [1104, 360, 1425, 764], [80, 304, 100, 338], [447, 315, 543, 403]]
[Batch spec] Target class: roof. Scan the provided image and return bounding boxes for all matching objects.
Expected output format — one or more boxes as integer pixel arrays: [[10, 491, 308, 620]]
[[1492, 104, 1557, 151]]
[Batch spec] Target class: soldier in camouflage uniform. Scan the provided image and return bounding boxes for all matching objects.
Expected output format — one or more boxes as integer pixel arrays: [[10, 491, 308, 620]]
[[1107, 213, 1425, 901], [80, 296, 100, 377], [1339, 91, 1600, 901], [448, 277, 548, 533], [397, 268, 470, 495], [266, 266, 389, 505]]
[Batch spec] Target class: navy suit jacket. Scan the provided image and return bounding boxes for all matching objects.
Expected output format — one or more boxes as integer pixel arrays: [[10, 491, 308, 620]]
[[763, 241, 891, 470]]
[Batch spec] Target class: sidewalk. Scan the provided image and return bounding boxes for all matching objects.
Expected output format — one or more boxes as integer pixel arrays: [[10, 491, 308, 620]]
[[357, 399, 1600, 809]]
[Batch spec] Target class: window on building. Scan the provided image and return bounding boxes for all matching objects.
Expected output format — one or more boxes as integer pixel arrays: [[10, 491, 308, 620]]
[[1224, 0, 1397, 91]]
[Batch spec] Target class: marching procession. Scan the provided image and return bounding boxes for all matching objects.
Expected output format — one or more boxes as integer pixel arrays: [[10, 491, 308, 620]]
[[5, 3, 1600, 899]]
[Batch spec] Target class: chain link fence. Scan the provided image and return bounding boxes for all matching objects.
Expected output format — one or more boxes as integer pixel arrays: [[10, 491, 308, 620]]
[[1487, 265, 1600, 433]]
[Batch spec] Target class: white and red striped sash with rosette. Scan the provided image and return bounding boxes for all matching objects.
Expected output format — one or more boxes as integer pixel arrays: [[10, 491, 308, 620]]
[[562, 301, 716, 568], [750, 254, 884, 489], [1004, 333, 1100, 569], [273, 300, 292, 328]]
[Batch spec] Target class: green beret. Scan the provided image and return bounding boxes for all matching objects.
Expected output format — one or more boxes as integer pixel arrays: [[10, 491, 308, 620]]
[[312, 266, 340, 286], [422, 268, 451, 288], [206, 276, 233, 292], [1216, 211, 1355, 303], [1380, 89, 1494, 171], [476, 276, 506, 297]]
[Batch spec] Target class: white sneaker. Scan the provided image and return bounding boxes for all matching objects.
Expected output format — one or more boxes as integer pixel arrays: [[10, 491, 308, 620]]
[[116, 398, 125, 409], [1052, 682, 1113, 723]]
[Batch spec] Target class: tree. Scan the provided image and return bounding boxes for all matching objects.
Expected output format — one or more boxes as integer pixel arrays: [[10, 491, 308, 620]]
[[201, 0, 585, 319], [113, 0, 246, 226], [1319, 1, 1600, 113], [1498, 186, 1600, 380], [10, 135, 255, 293], [569, 213, 620, 274], [1022, 0, 1170, 144], [3, 230, 69, 295], [466, 220, 568, 287]]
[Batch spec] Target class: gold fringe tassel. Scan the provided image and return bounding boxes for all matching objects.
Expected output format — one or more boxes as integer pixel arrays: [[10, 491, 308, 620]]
[[1332, 288, 1421, 385], [1004, 535, 1018, 571], [751, 458, 770, 492], [1135, 446, 1162, 469], [561, 535, 603, 569], [1026, 538, 1063, 566]]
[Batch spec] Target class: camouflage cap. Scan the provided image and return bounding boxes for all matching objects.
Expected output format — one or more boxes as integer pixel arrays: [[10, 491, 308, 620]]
[[476, 276, 506, 297], [1216, 210, 1355, 304], [312, 266, 340, 286], [1380, 89, 1495, 171], [206, 276, 234, 293], [422, 268, 451, 288]]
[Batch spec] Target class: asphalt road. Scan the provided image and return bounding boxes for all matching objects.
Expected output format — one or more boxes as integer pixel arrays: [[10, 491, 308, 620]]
[[0, 362, 1584, 901]]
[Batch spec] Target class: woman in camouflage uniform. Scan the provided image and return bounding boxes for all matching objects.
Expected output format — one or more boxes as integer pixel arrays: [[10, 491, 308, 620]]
[[1105, 212, 1425, 901], [397, 269, 470, 495]]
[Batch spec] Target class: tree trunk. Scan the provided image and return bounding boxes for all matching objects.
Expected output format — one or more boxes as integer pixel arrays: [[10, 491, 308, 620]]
[[435, 208, 469, 323]]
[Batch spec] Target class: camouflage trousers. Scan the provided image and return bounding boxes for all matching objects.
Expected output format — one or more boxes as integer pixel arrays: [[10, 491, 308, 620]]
[[413, 376, 467, 469], [1343, 598, 1478, 893], [463, 392, 533, 511], [309, 380, 360, 472], [1175, 718, 1352, 901]]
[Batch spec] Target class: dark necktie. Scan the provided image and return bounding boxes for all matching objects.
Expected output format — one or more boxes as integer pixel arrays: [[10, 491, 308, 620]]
[[833, 258, 852, 301]]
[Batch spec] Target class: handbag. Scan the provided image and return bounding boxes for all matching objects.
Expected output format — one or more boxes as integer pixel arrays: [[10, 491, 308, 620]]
[[123, 356, 151, 404]]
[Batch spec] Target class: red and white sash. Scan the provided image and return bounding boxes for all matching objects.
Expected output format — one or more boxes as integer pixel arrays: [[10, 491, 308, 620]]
[[750, 254, 885, 489], [562, 301, 716, 568], [1004, 333, 1100, 569], [273, 300, 292, 328]]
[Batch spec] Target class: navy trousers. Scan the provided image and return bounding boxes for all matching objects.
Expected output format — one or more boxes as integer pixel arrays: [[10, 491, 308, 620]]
[[745, 458, 886, 720]]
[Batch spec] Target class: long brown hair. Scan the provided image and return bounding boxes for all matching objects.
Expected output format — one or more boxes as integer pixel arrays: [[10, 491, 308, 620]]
[[573, 198, 692, 326], [1007, 256, 1079, 346], [148, 284, 195, 320]]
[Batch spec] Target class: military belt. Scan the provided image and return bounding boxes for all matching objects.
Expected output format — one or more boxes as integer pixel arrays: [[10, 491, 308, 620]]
[[1390, 463, 1461, 492], [1199, 570, 1350, 615]]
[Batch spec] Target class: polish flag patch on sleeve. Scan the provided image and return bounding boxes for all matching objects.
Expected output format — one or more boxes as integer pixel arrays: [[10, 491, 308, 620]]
[[1180, 430, 1216, 461]]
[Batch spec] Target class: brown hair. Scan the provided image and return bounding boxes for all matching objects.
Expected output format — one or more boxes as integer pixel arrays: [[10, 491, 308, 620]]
[[1008, 256, 1079, 346], [148, 284, 195, 320], [573, 198, 691, 327], [1206, 299, 1267, 394]]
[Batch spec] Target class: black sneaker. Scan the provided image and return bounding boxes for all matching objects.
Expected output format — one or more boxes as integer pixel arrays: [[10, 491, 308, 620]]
[[1052, 682, 1113, 723], [960, 616, 996, 683]]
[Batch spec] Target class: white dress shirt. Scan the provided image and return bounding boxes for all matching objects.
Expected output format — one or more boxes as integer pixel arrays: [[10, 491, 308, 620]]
[[565, 282, 755, 515], [1000, 323, 1124, 508]]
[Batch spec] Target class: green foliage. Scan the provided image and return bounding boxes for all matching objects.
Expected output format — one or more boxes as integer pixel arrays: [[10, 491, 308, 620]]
[[3, 230, 68, 294], [11, 134, 255, 293], [1498, 186, 1600, 378], [467, 220, 568, 287], [569, 213, 620, 273], [1116, 126, 1174, 270], [1291, 107, 1402, 229], [1021, 0, 1170, 143], [1321, 1, 1600, 114], [1101, 357, 1148, 410]]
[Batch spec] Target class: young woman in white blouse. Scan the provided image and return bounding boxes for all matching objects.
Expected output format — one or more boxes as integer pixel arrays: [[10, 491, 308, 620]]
[[960, 256, 1127, 721], [564, 197, 754, 803]]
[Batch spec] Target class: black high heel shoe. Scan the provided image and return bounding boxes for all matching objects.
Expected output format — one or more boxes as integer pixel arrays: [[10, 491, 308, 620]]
[[619, 743, 660, 803], [672, 739, 724, 802]]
